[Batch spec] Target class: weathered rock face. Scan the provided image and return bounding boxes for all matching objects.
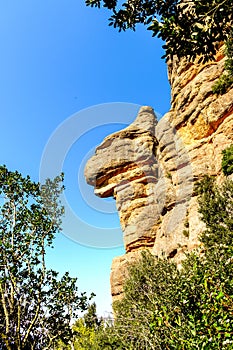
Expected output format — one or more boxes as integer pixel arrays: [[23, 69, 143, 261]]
[[85, 106, 160, 250], [85, 47, 233, 302]]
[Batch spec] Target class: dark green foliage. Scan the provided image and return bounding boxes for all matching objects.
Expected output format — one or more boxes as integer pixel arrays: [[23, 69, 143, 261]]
[[0, 166, 89, 350], [197, 175, 233, 248], [212, 34, 233, 94], [225, 36, 233, 74], [222, 144, 233, 176], [85, 0, 233, 63], [57, 303, 105, 349], [98, 177, 233, 349], [84, 302, 101, 329]]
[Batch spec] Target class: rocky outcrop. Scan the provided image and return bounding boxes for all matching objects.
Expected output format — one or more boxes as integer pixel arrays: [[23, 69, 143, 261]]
[[85, 46, 233, 302], [85, 106, 160, 251]]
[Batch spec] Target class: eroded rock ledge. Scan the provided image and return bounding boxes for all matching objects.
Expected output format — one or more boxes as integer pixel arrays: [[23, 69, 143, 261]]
[[85, 49, 233, 302]]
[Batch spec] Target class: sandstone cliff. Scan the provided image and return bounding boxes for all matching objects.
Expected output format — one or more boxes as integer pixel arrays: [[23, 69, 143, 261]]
[[85, 47, 233, 302]]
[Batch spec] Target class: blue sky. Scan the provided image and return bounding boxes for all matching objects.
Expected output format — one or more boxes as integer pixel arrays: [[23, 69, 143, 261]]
[[0, 1, 170, 316]]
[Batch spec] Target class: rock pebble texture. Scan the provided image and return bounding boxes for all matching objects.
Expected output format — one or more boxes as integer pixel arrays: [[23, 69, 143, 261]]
[[85, 47, 233, 302]]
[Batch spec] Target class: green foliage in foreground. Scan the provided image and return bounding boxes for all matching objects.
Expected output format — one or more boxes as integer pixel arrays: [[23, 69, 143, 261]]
[[96, 177, 233, 349], [0, 166, 90, 350], [57, 302, 108, 349]]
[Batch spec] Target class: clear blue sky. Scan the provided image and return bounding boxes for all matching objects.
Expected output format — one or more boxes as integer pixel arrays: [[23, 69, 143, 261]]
[[0, 0, 170, 316]]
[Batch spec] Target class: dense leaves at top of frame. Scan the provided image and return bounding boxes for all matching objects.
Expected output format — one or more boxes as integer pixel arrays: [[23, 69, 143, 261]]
[[85, 0, 233, 62]]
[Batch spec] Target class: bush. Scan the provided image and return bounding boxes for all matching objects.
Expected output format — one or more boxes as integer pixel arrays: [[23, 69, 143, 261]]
[[99, 177, 233, 349]]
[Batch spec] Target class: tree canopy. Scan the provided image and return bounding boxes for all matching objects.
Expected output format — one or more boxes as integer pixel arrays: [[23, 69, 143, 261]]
[[86, 0, 233, 62], [0, 166, 90, 350], [222, 144, 233, 175]]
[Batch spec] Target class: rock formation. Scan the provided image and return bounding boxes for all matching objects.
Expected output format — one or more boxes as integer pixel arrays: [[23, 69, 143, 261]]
[[85, 45, 233, 302]]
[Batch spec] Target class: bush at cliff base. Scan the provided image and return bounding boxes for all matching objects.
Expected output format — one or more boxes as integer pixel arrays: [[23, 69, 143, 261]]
[[96, 177, 233, 350]]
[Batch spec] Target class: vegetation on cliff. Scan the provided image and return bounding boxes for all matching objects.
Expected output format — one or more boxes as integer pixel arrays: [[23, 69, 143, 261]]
[[85, 0, 232, 62], [222, 144, 233, 176], [212, 34, 233, 94]]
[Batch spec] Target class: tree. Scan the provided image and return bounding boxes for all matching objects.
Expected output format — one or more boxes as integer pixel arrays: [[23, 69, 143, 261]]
[[83, 302, 101, 329], [98, 176, 233, 349], [0, 166, 90, 350], [85, 0, 233, 63]]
